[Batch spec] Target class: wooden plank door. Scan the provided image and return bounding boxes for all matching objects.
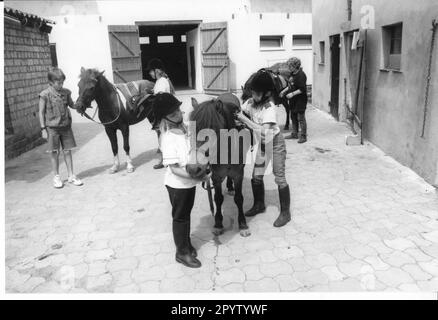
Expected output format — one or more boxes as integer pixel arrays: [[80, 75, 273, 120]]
[[200, 22, 229, 94], [108, 25, 142, 84]]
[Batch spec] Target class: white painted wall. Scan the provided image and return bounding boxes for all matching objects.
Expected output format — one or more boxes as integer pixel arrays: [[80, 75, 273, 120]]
[[6, 0, 312, 97]]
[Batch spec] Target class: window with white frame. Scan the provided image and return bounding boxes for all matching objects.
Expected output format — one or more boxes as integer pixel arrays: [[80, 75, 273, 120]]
[[293, 35, 312, 49], [260, 35, 284, 50], [157, 35, 174, 43], [319, 41, 326, 64]]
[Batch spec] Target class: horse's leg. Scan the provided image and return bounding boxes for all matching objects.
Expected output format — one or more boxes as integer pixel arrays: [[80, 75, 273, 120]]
[[226, 176, 234, 195], [121, 125, 134, 173], [212, 175, 225, 236], [105, 126, 120, 174], [233, 173, 251, 237]]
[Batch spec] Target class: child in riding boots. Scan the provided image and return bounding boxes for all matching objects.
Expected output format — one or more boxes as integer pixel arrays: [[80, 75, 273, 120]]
[[152, 93, 210, 268], [39, 67, 83, 189], [147, 58, 176, 170], [235, 70, 291, 228], [280, 57, 308, 144]]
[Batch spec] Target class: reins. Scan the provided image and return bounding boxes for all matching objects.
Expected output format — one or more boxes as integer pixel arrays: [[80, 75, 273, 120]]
[[81, 85, 122, 126]]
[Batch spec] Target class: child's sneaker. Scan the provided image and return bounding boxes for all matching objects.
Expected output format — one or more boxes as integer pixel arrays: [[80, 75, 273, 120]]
[[68, 175, 83, 186], [53, 175, 64, 189]]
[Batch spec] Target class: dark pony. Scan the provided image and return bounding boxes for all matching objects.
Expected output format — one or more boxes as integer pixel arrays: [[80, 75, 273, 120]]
[[75, 68, 155, 173], [241, 68, 291, 129], [186, 98, 251, 237]]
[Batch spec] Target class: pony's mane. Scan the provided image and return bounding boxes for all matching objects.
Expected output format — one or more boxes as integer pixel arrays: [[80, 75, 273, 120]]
[[79, 68, 96, 79], [190, 99, 236, 134]]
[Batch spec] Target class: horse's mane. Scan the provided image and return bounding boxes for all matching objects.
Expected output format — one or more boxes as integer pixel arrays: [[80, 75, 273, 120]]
[[190, 99, 236, 134]]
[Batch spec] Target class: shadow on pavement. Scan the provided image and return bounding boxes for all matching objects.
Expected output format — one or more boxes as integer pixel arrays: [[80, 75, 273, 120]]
[[5, 123, 103, 183], [192, 176, 279, 251]]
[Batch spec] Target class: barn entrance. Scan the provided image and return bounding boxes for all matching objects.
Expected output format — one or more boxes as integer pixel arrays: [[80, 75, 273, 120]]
[[137, 21, 200, 90], [107, 21, 230, 93]]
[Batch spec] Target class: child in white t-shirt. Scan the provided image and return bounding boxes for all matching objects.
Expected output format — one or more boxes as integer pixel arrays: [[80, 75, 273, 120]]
[[235, 70, 291, 228], [152, 92, 210, 268]]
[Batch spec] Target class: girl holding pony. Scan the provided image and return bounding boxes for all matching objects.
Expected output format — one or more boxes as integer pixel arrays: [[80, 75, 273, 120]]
[[235, 70, 292, 228], [152, 92, 210, 268]]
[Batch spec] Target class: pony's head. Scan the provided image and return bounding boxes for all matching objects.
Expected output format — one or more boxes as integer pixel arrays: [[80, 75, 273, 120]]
[[75, 67, 105, 114], [185, 97, 239, 179]]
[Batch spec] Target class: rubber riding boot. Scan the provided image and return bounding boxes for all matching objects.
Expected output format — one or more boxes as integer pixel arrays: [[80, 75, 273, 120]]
[[286, 132, 299, 139], [174, 222, 201, 268], [298, 134, 307, 144], [188, 221, 197, 258], [274, 185, 291, 227], [245, 179, 266, 217]]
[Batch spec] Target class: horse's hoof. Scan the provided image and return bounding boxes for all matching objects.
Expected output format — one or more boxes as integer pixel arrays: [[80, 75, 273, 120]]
[[239, 229, 251, 237], [127, 165, 135, 173], [227, 190, 235, 196], [109, 165, 119, 174], [212, 228, 224, 236]]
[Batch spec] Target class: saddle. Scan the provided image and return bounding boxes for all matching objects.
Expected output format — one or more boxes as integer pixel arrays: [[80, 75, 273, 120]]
[[115, 80, 154, 117]]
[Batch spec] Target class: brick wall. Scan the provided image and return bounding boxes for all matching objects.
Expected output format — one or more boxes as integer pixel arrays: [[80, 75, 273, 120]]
[[4, 18, 52, 159]]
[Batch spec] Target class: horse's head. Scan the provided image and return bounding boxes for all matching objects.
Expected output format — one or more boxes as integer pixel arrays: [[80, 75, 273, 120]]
[[75, 67, 104, 114], [186, 97, 238, 179]]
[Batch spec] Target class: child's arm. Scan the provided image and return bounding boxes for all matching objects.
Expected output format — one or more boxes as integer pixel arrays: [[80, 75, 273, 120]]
[[235, 112, 275, 143], [168, 164, 210, 181], [38, 97, 46, 129]]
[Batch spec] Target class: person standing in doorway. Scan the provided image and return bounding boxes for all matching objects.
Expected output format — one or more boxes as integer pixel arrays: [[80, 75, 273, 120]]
[[147, 58, 176, 169], [281, 57, 308, 144]]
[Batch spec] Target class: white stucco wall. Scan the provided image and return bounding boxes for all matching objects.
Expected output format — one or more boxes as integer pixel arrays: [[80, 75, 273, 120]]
[[6, 0, 312, 96]]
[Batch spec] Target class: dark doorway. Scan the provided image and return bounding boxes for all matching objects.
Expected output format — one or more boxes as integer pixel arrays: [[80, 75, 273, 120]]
[[330, 34, 341, 120], [189, 46, 196, 89], [138, 23, 198, 89]]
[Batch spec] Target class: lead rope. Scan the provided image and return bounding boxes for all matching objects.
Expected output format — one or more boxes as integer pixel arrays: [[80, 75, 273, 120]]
[[421, 19, 437, 138]]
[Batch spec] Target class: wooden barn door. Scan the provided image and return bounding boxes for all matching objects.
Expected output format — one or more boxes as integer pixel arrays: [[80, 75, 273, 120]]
[[200, 22, 229, 94], [108, 25, 142, 83]]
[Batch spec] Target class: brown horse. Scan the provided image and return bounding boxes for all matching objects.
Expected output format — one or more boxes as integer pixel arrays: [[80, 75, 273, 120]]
[[74, 68, 156, 173], [186, 97, 252, 237]]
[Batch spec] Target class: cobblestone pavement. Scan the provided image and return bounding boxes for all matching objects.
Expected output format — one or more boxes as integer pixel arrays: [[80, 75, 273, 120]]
[[5, 93, 438, 293]]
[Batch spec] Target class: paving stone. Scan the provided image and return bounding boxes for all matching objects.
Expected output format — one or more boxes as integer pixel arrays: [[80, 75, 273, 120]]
[[259, 261, 293, 277], [321, 266, 347, 281], [132, 266, 165, 282], [275, 275, 304, 291], [160, 276, 196, 292], [380, 251, 416, 268], [404, 248, 434, 262], [305, 253, 337, 268], [418, 260, 438, 277], [114, 284, 139, 293], [107, 257, 138, 272], [242, 265, 264, 281], [402, 264, 433, 281], [338, 260, 370, 278], [384, 238, 417, 251], [375, 268, 414, 287], [139, 281, 161, 293], [244, 278, 280, 292], [85, 249, 115, 262], [329, 278, 366, 292], [86, 274, 113, 291], [87, 261, 107, 277], [364, 256, 391, 271], [293, 269, 330, 288]]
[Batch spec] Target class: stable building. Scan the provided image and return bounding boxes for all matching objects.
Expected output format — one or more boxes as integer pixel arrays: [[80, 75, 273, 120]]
[[4, 7, 55, 159], [6, 0, 312, 95], [312, 0, 438, 186]]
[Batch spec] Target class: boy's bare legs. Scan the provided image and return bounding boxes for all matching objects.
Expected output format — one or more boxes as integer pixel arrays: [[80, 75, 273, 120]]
[[64, 150, 83, 186], [63, 150, 73, 177], [50, 151, 60, 175], [51, 151, 63, 188]]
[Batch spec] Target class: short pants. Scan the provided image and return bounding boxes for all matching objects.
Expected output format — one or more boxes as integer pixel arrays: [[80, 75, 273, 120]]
[[46, 126, 77, 152]]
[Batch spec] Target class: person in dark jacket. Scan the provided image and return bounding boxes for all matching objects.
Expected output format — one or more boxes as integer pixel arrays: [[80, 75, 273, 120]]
[[280, 57, 308, 143]]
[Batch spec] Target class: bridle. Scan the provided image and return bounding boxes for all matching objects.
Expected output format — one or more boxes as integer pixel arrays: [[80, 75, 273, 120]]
[[79, 84, 123, 126]]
